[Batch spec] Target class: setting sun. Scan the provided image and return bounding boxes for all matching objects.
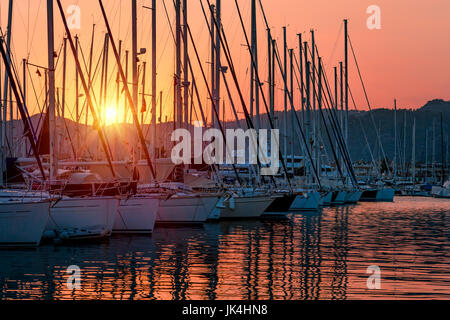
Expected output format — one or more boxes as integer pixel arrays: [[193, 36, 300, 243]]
[[103, 105, 118, 125]]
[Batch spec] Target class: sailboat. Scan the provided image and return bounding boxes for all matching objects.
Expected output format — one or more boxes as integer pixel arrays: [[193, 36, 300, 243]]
[[0, 191, 50, 247], [113, 196, 158, 234], [219, 192, 274, 219], [290, 190, 321, 211], [431, 180, 450, 198], [155, 192, 220, 224]]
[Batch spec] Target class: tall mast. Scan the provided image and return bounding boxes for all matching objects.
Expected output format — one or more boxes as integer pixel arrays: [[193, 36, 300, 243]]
[[175, 0, 183, 128], [403, 112, 407, 176], [23, 58, 28, 157], [215, 0, 221, 129], [141, 62, 147, 127], [339, 62, 343, 132], [441, 113, 446, 185], [394, 99, 397, 180], [151, 0, 157, 153], [140, 61, 147, 160], [47, 0, 58, 180], [114, 40, 122, 157], [183, 0, 189, 128], [298, 33, 304, 127], [344, 19, 349, 146], [116, 40, 122, 124], [99, 35, 107, 126], [268, 29, 273, 119], [132, 0, 140, 162], [283, 26, 287, 157], [272, 39, 276, 124], [1, 0, 13, 186], [317, 57, 322, 180], [124, 50, 129, 123], [61, 37, 67, 156], [311, 29, 317, 172], [210, 4, 215, 127], [62, 37, 67, 120], [304, 41, 311, 183], [175, 0, 182, 129], [412, 117, 416, 184], [87, 24, 95, 136], [132, 0, 138, 128], [250, 0, 258, 128], [334, 65, 339, 172], [339, 62, 344, 177], [75, 35, 79, 160], [289, 48, 294, 174], [103, 34, 110, 122], [425, 128, 428, 183]]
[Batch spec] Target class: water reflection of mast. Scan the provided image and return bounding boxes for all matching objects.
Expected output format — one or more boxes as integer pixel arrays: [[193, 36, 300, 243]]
[[330, 206, 349, 299], [298, 213, 322, 299], [171, 243, 189, 300]]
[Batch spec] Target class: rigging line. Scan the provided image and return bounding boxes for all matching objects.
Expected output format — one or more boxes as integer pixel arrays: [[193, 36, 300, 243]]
[[201, 2, 264, 181], [185, 7, 242, 186], [27, 0, 42, 60], [161, 0, 209, 133], [2, 28, 53, 138], [231, 0, 291, 187], [57, 100, 77, 159], [327, 21, 343, 65], [77, 36, 107, 119], [292, 47, 347, 184], [56, 0, 117, 178], [161, 2, 225, 187], [348, 34, 391, 176], [201, 0, 276, 187], [98, 0, 157, 180], [348, 85, 377, 169], [305, 43, 358, 184], [26, 64, 44, 115], [292, 53, 345, 184], [315, 61, 347, 184], [255, 2, 321, 188], [0, 37, 46, 179], [307, 48, 358, 185]]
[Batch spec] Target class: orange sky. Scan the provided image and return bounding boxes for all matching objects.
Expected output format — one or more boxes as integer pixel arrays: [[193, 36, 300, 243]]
[[1, 0, 449, 125]]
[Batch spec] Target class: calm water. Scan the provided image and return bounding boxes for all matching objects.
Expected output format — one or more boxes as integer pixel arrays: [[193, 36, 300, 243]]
[[0, 197, 448, 300]]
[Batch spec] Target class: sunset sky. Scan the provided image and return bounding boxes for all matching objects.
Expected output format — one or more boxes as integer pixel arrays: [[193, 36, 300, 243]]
[[0, 0, 449, 125]]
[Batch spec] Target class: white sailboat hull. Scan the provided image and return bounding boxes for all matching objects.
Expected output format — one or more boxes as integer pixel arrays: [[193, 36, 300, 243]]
[[46, 197, 119, 239], [156, 195, 219, 224], [332, 191, 347, 204], [0, 200, 49, 247], [376, 188, 395, 202], [431, 186, 450, 198], [290, 191, 320, 211], [114, 197, 158, 234], [319, 192, 333, 206], [345, 191, 362, 203], [220, 195, 274, 219]]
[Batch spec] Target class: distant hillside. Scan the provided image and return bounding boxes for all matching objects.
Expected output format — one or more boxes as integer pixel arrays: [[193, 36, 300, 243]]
[[3, 100, 449, 164], [419, 99, 450, 113], [344, 100, 449, 163], [250, 99, 449, 163]]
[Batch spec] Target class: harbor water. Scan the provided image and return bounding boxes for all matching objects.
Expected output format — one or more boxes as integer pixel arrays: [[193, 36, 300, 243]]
[[0, 197, 448, 300]]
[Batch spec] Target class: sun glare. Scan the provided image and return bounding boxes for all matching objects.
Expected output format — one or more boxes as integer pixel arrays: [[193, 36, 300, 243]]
[[104, 105, 118, 125]]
